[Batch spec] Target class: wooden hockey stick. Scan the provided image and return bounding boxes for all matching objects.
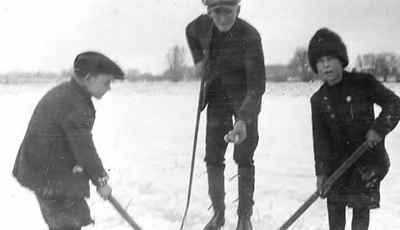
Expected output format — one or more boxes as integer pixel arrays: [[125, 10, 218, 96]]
[[179, 78, 205, 230], [278, 142, 369, 230], [109, 195, 143, 230]]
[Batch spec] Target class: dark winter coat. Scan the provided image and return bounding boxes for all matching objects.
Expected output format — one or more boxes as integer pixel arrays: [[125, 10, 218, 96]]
[[311, 71, 400, 208], [13, 79, 107, 199], [186, 15, 266, 124]]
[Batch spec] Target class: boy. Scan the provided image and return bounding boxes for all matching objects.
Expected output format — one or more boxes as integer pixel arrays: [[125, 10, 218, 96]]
[[309, 28, 400, 230], [12, 51, 124, 230], [186, 0, 266, 229]]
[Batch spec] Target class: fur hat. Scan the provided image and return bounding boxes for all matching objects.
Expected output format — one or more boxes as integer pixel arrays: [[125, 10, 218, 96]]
[[308, 28, 348, 73]]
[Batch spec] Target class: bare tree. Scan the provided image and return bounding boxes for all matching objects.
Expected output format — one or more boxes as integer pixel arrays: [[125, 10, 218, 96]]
[[165, 45, 186, 81], [355, 52, 400, 82], [381, 53, 399, 81], [288, 47, 313, 82], [396, 55, 400, 82], [266, 64, 290, 82], [355, 54, 376, 74]]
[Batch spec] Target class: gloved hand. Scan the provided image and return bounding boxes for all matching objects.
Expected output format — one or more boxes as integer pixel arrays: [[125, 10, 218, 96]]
[[365, 129, 382, 148], [224, 120, 247, 144], [359, 167, 380, 189], [97, 183, 112, 200]]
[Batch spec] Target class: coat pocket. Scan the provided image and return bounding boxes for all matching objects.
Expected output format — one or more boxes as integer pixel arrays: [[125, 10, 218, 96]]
[[25, 136, 53, 172], [44, 169, 90, 199]]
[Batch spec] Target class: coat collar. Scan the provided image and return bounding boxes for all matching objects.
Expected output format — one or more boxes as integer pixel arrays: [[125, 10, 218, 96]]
[[202, 16, 242, 50], [211, 17, 242, 41], [70, 78, 92, 100], [226, 18, 241, 38], [321, 70, 350, 90]]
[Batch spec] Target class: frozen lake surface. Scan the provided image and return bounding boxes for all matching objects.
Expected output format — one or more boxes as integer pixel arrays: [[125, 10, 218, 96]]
[[2, 81, 400, 229]]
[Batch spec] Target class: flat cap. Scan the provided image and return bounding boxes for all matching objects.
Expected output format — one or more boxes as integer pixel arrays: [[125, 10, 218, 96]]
[[74, 51, 124, 80], [202, 0, 241, 9]]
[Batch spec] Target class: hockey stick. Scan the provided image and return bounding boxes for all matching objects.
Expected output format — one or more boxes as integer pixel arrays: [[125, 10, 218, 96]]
[[179, 78, 205, 230], [109, 195, 143, 230], [278, 141, 369, 230]]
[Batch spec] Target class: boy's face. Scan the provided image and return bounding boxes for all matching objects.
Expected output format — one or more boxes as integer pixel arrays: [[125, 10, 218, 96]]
[[84, 73, 114, 99], [316, 56, 344, 86], [209, 5, 239, 32]]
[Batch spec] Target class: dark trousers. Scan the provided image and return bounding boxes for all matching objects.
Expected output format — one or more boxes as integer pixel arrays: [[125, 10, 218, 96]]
[[204, 98, 259, 168], [327, 199, 370, 230], [36, 193, 92, 230]]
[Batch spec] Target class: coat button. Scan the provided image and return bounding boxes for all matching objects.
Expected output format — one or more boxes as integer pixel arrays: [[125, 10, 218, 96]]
[[330, 114, 335, 119]]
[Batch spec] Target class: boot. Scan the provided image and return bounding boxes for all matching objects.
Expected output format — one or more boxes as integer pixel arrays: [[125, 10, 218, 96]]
[[204, 210, 225, 230], [236, 216, 252, 230], [352, 207, 370, 230], [236, 166, 255, 230], [204, 165, 225, 230]]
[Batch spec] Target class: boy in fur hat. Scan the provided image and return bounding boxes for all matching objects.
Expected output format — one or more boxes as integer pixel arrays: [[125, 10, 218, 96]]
[[309, 28, 400, 230]]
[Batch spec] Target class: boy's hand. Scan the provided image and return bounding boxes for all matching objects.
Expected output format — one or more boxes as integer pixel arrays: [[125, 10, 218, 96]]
[[224, 120, 247, 144], [366, 129, 382, 148], [97, 184, 112, 200]]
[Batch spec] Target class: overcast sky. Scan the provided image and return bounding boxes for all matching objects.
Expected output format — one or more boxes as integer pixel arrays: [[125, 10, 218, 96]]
[[0, 0, 399, 74]]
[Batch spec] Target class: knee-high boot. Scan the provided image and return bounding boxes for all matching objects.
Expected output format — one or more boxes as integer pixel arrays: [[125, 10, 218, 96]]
[[236, 166, 254, 230], [204, 165, 225, 230]]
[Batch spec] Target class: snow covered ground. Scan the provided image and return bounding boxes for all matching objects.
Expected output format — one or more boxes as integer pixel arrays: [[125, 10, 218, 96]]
[[2, 81, 400, 229]]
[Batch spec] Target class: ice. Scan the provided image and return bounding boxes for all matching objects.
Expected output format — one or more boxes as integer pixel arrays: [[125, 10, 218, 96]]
[[2, 81, 400, 229]]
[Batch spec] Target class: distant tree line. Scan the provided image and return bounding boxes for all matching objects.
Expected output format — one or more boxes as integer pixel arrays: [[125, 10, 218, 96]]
[[268, 47, 314, 82], [1, 45, 399, 84], [158, 45, 400, 83], [0, 71, 69, 84], [267, 48, 400, 82], [354, 53, 400, 82], [123, 45, 197, 82]]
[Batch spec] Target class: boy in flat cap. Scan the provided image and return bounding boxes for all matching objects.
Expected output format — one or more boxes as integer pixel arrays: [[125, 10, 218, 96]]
[[186, 1, 266, 229], [309, 28, 400, 230], [12, 51, 124, 230]]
